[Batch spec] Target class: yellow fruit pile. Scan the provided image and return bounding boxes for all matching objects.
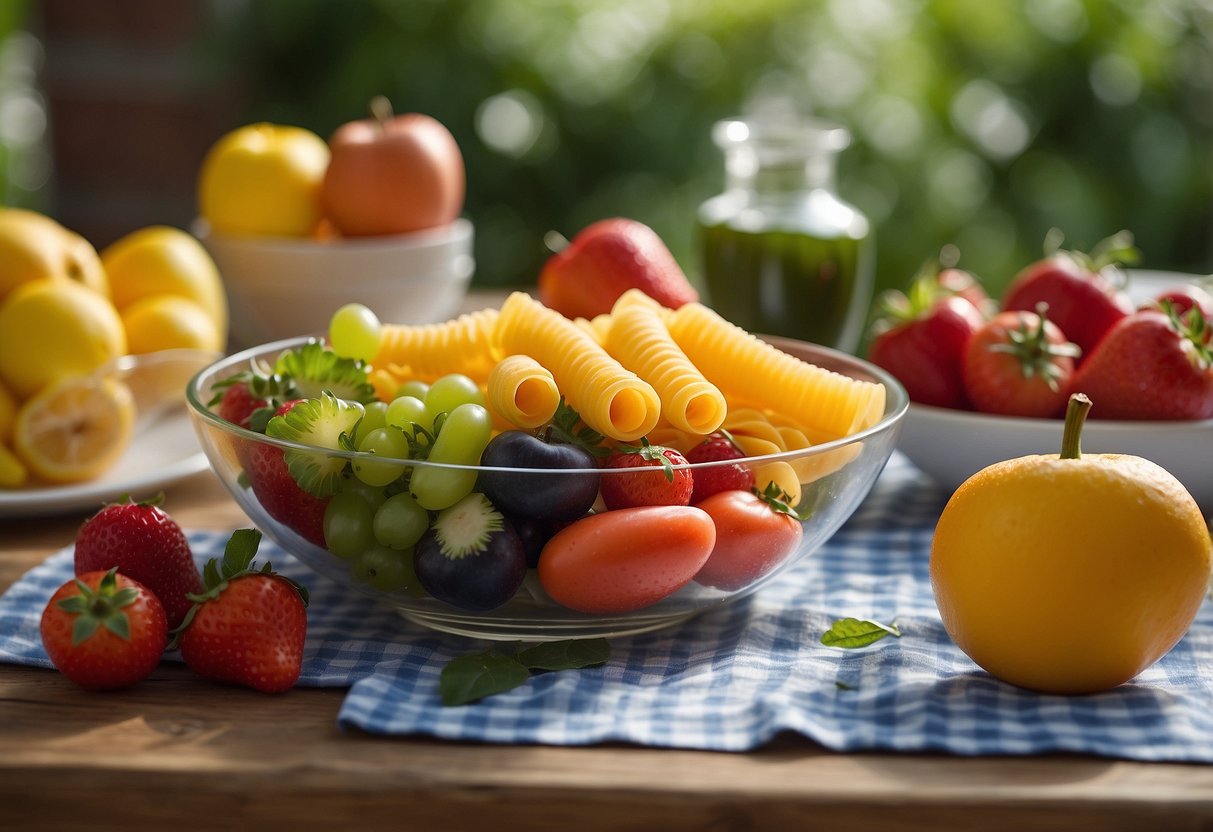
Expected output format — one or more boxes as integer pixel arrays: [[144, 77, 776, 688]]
[[0, 208, 228, 487]]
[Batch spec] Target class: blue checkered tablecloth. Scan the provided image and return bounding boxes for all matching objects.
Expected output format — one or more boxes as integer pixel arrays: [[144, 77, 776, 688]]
[[3, 453, 1212, 761]]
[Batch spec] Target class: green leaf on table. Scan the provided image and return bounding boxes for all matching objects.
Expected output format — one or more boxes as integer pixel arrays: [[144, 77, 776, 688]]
[[518, 638, 610, 671], [440, 650, 530, 707], [821, 618, 902, 649]]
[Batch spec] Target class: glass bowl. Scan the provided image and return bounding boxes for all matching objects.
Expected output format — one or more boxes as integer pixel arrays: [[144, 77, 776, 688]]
[[186, 335, 908, 641]]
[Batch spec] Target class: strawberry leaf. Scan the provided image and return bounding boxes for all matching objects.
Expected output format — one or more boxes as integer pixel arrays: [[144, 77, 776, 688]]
[[517, 638, 610, 671], [222, 528, 261, 578]]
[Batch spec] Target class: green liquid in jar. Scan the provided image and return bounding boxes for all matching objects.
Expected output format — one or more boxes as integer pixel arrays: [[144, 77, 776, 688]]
[[698, 222, 871, 351]]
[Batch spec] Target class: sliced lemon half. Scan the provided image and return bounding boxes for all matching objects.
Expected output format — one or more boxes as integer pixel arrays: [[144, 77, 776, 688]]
[[13, 376, 135, 483]]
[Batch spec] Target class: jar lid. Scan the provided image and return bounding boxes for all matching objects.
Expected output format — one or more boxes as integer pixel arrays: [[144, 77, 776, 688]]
[[712, 117, 851, 160]]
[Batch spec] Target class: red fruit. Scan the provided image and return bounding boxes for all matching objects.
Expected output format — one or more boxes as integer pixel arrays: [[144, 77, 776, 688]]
[[1145, 284, 1213, 327], [177, 529, 308, 694], [694, 486, 804, 591], [1073, 307, 1213, 420], [538, 218, 699, 320], [237, 399, 329, 546], [963, 307, 1080, 418], [868, 280, 986, 409], [685, 432, 754, 504], [40, 568, 168, 690], [937, 267, 993, 316], [1001, 230, 1137, 361], [217, 383, 266, 429], [213, 371, 292, 430], [600, 442, 694, 510], [74, 496, 202, 629]]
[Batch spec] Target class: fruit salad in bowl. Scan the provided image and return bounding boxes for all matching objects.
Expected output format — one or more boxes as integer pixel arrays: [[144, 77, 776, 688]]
[[186, 292, 906, 640]]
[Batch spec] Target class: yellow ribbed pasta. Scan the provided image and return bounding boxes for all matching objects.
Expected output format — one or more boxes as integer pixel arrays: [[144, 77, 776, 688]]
[[667, 303, 885, 437], [646, 423, 699, 454], [372, 308, 500, 383], [605, 297, 726, 436], [495, 292, 660, 442], [486, 355, 560, 430]]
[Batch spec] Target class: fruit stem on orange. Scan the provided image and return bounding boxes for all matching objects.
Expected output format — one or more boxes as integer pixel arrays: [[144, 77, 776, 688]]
[[1060, 393, 1091, 460], [369, 96, 394, 130]]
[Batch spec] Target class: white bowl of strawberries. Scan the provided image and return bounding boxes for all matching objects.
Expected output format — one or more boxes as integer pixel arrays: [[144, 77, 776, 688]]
[[870, 233, 1213, 512]]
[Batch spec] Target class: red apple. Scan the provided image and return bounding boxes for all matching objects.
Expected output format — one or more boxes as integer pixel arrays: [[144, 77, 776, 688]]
[[321, 97, 465, 237]]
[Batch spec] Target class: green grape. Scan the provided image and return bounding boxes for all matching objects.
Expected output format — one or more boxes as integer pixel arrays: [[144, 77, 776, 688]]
[[385, 394, 432, 433], [350, 543, 416, 592], [410, 402, 492, 510], [353, 426, 410, 487], [425, 373, 486, 416], [339, 472, 389, 511], [396, 380, 430, 401], [354, 400, 389, 445], [323, 492, 374, 559], [329, 302, 382, 361], [373, 492, 430, 550]]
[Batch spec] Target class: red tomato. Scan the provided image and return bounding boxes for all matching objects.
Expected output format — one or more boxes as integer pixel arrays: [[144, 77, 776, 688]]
[[39, 568, 167, 691], [321, 100, 465, 237], [693, 490, 804, 591], [963, 309, 1079, 418], [538, 506, 716, 614]]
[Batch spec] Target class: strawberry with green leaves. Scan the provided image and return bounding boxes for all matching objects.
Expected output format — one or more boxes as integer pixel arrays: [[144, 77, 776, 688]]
[[600, 440, 693, 510], [73, 495, 202, 629], [40, 568, 168, 690], [1073, 306, 1213, 420], [176, 529, 309, 694]]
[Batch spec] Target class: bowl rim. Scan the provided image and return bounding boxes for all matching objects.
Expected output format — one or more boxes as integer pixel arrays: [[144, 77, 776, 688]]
[[905, 401, 1213, 432], [192, 216, 473, 254], [187, 334, 910, 476]]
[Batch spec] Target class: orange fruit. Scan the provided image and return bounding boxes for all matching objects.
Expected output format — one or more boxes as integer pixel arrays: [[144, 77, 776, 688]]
[[930, 395, 1213, 694], [13, 375, 135, 483]]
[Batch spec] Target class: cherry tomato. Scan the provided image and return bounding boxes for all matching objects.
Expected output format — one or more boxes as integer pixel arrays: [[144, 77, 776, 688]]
[[694, 490, 804, 591], [538, 506, 715, 613], [963, 308, 1079, 418]]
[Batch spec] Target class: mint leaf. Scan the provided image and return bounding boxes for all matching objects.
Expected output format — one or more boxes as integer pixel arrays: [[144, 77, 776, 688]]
[[518, 638, 610, 671], [440, 650, 530, 706], [440, 639, 612, 706], [821, 618, 901, 648]]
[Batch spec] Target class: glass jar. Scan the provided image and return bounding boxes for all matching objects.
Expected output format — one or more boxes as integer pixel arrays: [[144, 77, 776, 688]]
[[697, 118, 874, 353]]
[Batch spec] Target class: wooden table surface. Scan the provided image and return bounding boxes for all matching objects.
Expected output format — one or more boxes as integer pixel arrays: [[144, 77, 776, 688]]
[[3, 470, 1213, 831]]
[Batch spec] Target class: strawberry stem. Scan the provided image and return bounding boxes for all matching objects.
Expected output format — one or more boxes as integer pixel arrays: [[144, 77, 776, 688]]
[[1060, 393, 1091, 460]]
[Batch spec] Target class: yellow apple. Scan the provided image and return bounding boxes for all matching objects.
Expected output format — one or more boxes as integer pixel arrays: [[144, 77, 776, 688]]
[[0, 208, 109, 303], [197, 123, 330, 237]]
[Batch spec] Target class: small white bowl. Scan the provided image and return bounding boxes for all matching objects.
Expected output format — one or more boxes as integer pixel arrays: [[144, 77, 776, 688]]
[[899, 404, 1213, 513], [195, 218, 474, 347]]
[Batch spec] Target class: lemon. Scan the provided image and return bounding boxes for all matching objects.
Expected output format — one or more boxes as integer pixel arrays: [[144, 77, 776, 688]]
[[0, 442, 27, 488], [197, 123, 330, 238], [13, 375, 135, 483], [0, 208, 108, 301], [930, 395, 1213, 694], [101, 225, 228, 343], [0, 280, 127, 399], [122, 295, 223, 355]]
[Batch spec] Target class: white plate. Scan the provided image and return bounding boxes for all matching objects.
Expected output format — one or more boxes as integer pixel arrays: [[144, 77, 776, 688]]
[[897, 269, 1213, 512], [0, 407, 210, 518]]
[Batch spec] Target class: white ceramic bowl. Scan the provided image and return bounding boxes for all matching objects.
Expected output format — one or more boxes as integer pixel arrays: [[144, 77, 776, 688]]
[[899, 405, 1213, 514], [195, 218, 474, 347]]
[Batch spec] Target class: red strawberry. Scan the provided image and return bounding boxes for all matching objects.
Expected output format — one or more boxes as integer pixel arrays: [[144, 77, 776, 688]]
[[538, 218, 699, 320], [868, 274, 986, 409], [217, 383, 266, 429], [1001, 230, 1137, 361], [74, 496, 202, 629], [212, 369, 292, 430], [600, 442, 693, 510], [685, 431, 754, 504], [236, 399, 329, 546], [937, 266, 994, 316], [1073, 307, 1213, 420], [40, 568, 168, 690], [963, 307, 1080, 418], [1143, 284, 1213, 329], [176, 529, 308, 694]]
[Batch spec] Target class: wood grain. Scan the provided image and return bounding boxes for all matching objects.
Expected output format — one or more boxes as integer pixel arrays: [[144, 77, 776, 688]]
[[3, 415, 1212, 830]]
